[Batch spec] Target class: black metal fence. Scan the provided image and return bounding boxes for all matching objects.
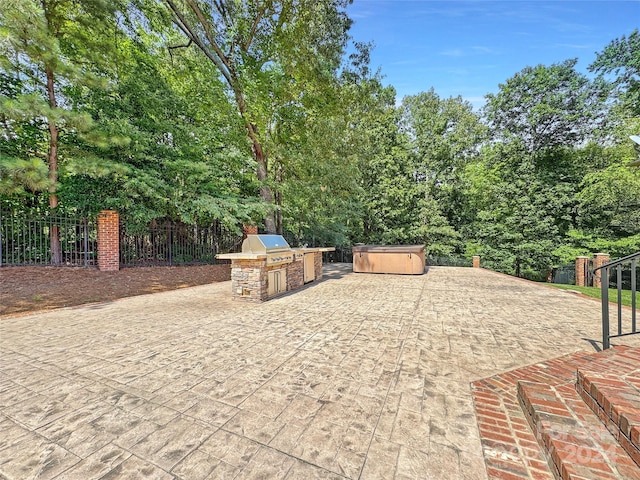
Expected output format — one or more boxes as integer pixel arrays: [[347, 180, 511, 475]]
[[0, 208, 96, 266], [550, 264, 576, 285], [322, 247, 353, 264], [120, 221, 242, 267]]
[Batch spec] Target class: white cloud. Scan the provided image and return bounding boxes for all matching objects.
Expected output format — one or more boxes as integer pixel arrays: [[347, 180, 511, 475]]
[[472, 46, 498, 54], [440, 48, 465, 57], [554, 43, 592, 50]]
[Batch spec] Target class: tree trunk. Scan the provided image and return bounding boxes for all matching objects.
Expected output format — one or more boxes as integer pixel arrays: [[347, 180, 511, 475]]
[[249, 132, 277, 233], [231, 85, 277, 233], [274, 159, 283, 235], [255, 145, 277, 234], [46, 66, 62, 265]]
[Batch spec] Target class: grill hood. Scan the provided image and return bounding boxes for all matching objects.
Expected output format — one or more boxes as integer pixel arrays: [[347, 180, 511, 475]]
[[241, 235, 291, 254]]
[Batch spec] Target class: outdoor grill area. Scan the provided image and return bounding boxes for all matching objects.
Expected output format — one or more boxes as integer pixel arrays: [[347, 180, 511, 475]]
[[216, 234, 334, 302]]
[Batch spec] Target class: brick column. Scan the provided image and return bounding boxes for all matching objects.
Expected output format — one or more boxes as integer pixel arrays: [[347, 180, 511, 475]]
[[97, 210, 119, 271], [243, 224, 258, 240], [593, 253, 610, 288], [473, 256, 480, 268], [575, 256, 589, 287]]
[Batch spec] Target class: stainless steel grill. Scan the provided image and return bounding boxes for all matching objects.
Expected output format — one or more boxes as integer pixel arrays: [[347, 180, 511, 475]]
[[242, 235, 293, 265]]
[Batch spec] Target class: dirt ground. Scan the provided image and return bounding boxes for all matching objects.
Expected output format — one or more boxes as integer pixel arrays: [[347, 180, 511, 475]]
[[0, 264, 231, 318]]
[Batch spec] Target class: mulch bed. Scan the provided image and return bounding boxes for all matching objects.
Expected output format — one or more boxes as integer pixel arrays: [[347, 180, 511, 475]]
[[0, 264, 231, 318]]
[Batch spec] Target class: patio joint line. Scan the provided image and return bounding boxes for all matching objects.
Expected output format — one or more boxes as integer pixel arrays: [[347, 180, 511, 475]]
[[356, 277, 427, 480]]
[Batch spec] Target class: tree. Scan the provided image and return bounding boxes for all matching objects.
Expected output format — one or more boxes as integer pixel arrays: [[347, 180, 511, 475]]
[[400, 90, 486, 238], [59, 30, 266, 230], [0, 0, 121, 263], [578, 166, 640, 237], [590, 29, 640, 116], [464, 142, 560, 279], [156, 0, 352, 233], [359, 106, 417, 244], [275, 43, 372, 246], [483, 59, 609, 155], [0, 74, 49, 195]]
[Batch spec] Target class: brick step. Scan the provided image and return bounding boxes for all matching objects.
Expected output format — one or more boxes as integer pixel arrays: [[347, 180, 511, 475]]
[[577, 368, 640, 468], [472, 347, 640, 479], [517, 380, 640, 479]]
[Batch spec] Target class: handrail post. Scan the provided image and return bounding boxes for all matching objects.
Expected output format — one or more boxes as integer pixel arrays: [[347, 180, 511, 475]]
[[617, 265, 623, 336], [602, 266, 610, 349], [632, 258, 637, 334]]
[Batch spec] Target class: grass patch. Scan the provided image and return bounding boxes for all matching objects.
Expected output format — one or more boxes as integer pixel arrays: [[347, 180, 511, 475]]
[[548, 283, 636, 307]]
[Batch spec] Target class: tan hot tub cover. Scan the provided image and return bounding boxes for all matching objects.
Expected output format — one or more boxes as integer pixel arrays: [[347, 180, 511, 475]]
[[352, 244, 425, 275]]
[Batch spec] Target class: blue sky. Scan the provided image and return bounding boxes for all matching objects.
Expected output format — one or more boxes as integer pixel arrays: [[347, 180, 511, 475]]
[[346, 0, 640, 109]]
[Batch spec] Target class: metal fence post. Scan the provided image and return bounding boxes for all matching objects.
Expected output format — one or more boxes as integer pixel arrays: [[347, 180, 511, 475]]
[[83, 219, 89, 267], [168, 225, 173, 266]]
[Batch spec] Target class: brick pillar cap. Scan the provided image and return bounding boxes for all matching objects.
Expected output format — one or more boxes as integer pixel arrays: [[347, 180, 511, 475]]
[[576, 256, 590, 258], [594, 253, 609, 256]]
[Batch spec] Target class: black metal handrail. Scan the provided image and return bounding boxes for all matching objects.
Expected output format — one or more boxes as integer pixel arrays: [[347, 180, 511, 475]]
[[593, 251, 639, 349]]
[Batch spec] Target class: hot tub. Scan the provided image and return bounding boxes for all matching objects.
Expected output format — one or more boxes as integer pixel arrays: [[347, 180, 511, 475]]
[[352, 245, 425, 275]]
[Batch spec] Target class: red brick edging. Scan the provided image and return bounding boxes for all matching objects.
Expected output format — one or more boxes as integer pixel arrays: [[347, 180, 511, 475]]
[[472, 347, 640, 479]]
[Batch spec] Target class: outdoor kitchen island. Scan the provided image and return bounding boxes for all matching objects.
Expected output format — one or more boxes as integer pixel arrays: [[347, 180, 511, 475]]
[[216, 234, 334, 302]]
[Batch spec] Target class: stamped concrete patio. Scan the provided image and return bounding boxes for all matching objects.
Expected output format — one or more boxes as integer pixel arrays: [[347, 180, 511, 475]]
[[0, 265, 629, 479]]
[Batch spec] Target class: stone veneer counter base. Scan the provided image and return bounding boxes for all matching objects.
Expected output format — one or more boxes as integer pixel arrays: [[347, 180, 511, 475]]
[[218, 248, 333, 302]]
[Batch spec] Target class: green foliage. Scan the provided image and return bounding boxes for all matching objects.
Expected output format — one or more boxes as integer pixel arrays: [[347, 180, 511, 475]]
[[400, 90, 486, 253], [590, 29, 640, 116], [63, 34, 264, 228], [465, 143, 560, 278], [2, 7, 640, 277], [484, 59, 609, 154], [152, 0, 354, 232], [0, 156, 50, 194], [0, 0, 124, 209], [559, 229, 640, 261], [577, 165, 640, 237], [401, 89, 487, 179]]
